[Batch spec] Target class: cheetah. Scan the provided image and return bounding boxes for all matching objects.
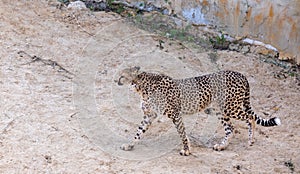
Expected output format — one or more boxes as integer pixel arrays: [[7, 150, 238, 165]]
[[117, 66, 281, 155]]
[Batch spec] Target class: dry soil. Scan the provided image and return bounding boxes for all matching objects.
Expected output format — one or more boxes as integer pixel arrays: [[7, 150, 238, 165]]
[[0, 1, 299, 173]]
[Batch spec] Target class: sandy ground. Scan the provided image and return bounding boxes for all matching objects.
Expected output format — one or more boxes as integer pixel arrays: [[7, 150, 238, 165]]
[[0, 1, 299, 173]]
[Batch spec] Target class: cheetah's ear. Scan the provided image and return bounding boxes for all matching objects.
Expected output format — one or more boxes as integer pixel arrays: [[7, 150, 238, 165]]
[[133, 66, 140, 71], [131, 66, 140, 74]]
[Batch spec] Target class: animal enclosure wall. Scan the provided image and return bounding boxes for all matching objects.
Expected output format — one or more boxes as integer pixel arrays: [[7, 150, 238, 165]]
[[126, 0, 300, 64]]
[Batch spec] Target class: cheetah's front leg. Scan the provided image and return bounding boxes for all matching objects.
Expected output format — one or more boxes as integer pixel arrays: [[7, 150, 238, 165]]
[[171, 115, 191, 156], [120, 102, 157, 151]]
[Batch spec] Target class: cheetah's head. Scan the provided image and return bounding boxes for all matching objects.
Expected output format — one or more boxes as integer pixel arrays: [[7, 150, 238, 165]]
[[117, 66, 140, 86]]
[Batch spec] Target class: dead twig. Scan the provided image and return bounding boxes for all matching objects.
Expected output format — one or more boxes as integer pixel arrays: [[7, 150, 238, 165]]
[[18, 51, 42, 65], [1, 118, 16, 134], [69, 112, 78, 118], [17, 51, 74, 78]]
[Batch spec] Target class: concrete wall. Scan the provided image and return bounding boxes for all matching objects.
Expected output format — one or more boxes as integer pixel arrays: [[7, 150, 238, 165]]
[[176, 0, 299, 64], [127, 0, 300, 64]]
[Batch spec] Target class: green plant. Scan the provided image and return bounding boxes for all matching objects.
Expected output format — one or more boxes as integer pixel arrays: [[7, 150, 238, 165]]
[[219, 34, 226, 43], [209, 34, 225, 44], [88, 6, 95, 11], [209, 33, 229, 49], [105, 0, 125, 14], [289, 72, 295, 77], [128, 13, 208, 50], [116, 5, 125, 14], [107, 0, 114, 6], [165, 26, 193, 42]]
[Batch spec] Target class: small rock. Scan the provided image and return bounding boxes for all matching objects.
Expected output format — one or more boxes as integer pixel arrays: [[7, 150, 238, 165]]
[[240, 45, 250, 54], [67, 1, 87, 10], [228, 43, 239, 51], [162, 8, 170, 15], [235, 164, 241, 170], [44, 155, 52, 164], [253, 46, 279, 58], [278, 52, 294, 61], [85, 1, 107, 11]]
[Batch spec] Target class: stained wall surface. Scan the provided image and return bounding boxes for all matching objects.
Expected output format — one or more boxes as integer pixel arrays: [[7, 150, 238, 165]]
[[178, 0, 299, 63], [128, 0, 300, 64]]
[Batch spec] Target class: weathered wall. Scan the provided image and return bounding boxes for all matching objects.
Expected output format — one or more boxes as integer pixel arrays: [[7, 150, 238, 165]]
[[177, 0, 300, 64], [127, 0, 300, 64]]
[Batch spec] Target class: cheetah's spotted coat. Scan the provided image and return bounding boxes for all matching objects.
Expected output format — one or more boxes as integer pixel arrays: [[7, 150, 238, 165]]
[[117, 67, 281, 155]]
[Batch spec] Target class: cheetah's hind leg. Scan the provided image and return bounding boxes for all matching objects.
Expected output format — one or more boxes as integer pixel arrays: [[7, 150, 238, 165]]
[[246, 118, 255, 146], [213, 117, 234, 151]]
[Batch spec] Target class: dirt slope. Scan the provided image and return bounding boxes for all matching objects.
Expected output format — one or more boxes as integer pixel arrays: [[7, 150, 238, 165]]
[[0, 1, 299, 173]]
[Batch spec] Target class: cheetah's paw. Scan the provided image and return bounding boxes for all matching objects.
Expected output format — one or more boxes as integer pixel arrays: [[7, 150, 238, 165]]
[[213, 144, 226, 151], [179, 149, 190, 156], [248, 140, 254, 146]]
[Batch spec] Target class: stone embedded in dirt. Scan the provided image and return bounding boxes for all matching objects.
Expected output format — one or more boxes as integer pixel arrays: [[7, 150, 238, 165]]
[[84, 1, 107, 11], [229, 43, 240, 51], [240, 45, 250, 54], [67, 1, 87, 10]]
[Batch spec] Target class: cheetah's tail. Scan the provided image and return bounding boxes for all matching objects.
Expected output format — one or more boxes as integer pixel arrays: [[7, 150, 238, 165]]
[[255, 115, 281, 127]]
